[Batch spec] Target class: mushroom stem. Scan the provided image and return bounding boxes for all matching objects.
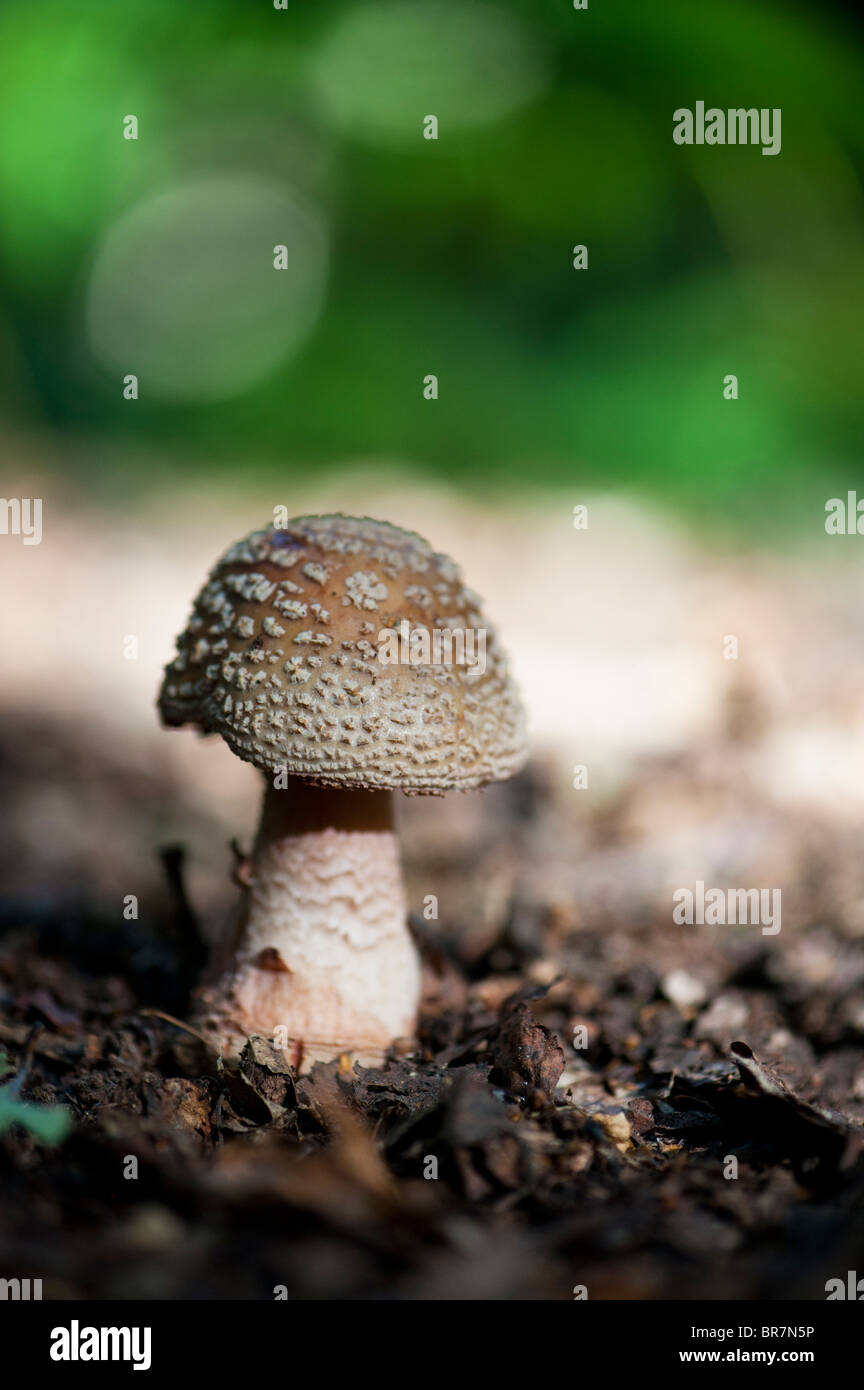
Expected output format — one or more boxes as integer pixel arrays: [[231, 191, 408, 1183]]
[[197, 779, 420, 1069]]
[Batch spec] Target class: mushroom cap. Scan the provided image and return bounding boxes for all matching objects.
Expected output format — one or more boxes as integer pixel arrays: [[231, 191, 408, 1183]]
[[158, 514, 528, 792]]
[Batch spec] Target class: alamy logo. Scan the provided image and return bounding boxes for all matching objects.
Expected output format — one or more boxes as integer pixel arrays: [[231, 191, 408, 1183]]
[[673, 881, 781, 935], [377, 619, 487, 675], [0, 1276, 42, 1300], [673, 102, 781, 157], [826, 1272, 864, 1299], [825, 493, 864, 534], [50, 1321, 152, 1371], [0, 497, 42, 545]]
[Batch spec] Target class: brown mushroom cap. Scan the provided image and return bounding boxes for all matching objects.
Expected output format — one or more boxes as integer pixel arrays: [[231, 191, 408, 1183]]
[[158, 514, 527, 792]]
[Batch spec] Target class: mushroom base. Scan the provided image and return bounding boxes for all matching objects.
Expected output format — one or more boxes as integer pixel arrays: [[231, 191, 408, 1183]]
[[194, 781, 420, 1071]]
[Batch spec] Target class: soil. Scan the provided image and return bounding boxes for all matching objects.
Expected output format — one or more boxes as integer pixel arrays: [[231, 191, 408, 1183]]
[[2, 717, 864, 1301]]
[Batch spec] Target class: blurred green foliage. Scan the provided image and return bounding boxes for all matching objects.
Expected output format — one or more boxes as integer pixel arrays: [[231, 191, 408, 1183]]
[[0, 0, 862, 524]]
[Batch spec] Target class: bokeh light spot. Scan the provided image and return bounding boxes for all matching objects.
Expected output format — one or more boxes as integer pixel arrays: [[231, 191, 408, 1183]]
[[85, 175, 328, 402], [308, 1, 550, 144]]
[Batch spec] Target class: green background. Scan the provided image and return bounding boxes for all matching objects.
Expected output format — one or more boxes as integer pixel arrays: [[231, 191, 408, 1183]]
[[0, 0, 861, 530]]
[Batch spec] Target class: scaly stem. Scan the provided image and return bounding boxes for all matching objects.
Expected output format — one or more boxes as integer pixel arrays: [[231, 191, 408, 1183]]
[[196, 779, 420, 1069]]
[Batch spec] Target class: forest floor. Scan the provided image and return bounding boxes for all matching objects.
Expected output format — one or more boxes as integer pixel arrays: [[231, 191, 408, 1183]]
[[2, 736, 864, 1300], [3, 489, 864, 1299]]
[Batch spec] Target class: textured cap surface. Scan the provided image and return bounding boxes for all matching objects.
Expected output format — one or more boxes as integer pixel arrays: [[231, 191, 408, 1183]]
[[159, 515, 527, 792]]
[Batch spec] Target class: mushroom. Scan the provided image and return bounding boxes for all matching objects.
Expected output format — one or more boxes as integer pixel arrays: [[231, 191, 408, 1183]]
[[158, 515, 527, 1069]]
